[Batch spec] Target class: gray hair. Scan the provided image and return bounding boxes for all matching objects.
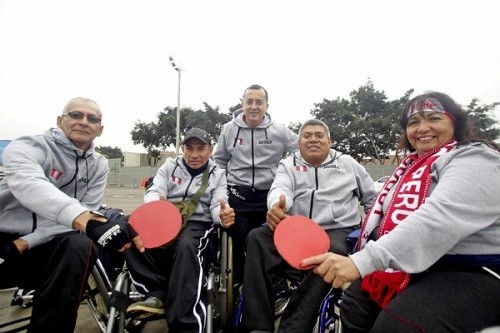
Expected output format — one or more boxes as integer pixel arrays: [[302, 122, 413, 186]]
[[62, 97, 101, 115], [298, 119, 330, 139]]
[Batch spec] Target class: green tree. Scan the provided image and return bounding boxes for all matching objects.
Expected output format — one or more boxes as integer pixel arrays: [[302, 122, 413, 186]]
[[95, 146, 123, 159], [183, 103, 232, 141], [310, 80, 410, 164], [465, 99, 500, 142], [130, 103, 232, 158], [130, 121, 162, 166]]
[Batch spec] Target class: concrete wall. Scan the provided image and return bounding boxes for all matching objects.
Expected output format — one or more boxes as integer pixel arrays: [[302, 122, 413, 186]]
[[107, 165, 160, 187], [123, 152, 149, 167], [364, 165, 396, 181]]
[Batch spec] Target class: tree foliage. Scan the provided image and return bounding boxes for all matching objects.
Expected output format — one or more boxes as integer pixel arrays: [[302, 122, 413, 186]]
[[309, 80, 412, 164], [130, 103, 232, 162], [95, 145, 123, 159], [129, 81, 499, 166], [465, 99, 500, 142]]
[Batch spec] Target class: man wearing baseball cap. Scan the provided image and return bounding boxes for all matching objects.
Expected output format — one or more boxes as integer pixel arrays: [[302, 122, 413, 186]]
[[183, 128, 212, 145], [125, 128, 235, 332]]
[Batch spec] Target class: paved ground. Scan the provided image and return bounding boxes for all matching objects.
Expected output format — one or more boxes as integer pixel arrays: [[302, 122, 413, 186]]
[[0, 186, 170, 333], [101, 185, 146, 215]]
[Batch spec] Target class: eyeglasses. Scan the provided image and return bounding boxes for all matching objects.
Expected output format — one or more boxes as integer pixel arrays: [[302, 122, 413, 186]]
[[63, 111, 102, 124]]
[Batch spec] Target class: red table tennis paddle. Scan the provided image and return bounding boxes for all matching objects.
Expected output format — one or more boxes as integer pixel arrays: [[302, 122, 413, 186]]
[[274, 215, 330, 270], [274, 215, 352, 290], [129, 200, 182, 249]]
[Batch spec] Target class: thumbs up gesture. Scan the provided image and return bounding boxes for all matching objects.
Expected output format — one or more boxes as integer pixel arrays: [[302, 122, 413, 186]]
[[219, 199, 235, 228], [266, 194, 288, 231]]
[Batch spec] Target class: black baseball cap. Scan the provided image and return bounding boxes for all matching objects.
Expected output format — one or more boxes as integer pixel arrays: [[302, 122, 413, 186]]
[[183, 128, 212, 145]]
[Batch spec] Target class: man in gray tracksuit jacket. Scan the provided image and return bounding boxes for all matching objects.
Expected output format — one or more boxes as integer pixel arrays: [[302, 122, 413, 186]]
[[0, 128, 108, 247], [0, 97, 139, 332], [241, 119, 378, 332], [213, 84, 298, 282], [125, 128, 235, 332]]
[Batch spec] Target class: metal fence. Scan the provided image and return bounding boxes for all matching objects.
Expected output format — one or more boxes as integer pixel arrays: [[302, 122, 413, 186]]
[[107, 163, 396, 188]]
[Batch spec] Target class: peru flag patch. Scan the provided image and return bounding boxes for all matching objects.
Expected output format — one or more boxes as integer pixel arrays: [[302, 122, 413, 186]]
[[295, 165, 308, 172], [50, 168, 63, 180], [171, 176, 182, 185]]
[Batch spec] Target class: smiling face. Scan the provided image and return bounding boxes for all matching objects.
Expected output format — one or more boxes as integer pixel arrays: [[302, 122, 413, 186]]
[[57, 98, 103, 151], [242, 87, 268, 128], [406, 112, 455, 157], [298, 124, 332, 167], [182, 138, 213, 169]]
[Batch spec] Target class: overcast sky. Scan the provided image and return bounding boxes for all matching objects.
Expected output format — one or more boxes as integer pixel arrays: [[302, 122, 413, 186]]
[[1, 0, 499, 153]]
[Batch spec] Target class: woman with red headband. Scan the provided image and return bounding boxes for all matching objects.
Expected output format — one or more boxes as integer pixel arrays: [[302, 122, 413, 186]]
[[302, 91, 500, 332]]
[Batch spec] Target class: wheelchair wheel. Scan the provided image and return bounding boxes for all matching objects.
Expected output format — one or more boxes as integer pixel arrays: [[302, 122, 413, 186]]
[[85, 260, 142, 333], [217, 231, 234, 331], [205, 230, 234, 333], [222, 233, 234, 326], [85, 265, 111, 333], [312, 290, 342, 333]]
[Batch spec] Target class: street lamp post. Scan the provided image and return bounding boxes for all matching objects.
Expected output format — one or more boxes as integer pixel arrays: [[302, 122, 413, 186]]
[[169, 56, 182, 155]]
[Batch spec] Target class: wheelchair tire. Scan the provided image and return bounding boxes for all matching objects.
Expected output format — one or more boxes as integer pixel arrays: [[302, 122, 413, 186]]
[[85, 266, 110, 333], [217, 231, 234, 330]]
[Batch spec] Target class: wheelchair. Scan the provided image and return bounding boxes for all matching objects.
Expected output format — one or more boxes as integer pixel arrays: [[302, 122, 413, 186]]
[[84, 207, 235, 333], [312, 288, 343, 333], [311, 229, 360, 333], [0, 289, 33, 333], [1, 206, 234, 333], [232, 229, 360, 333]]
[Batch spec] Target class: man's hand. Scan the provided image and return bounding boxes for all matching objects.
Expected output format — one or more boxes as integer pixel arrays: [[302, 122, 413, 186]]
[[266, 194, 288, 231], [219, 200, 235, 228], [86, 216, 145, 253], [0, 242, 22, 265], [73, 211, 106, 232]]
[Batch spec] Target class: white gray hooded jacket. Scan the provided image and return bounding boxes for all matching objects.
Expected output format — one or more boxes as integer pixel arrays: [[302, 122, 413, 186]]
[[268, 149, 378, 230], [144, 157, 228, 225], [0, 128, 109, 249], [213, 109, 298, 190]]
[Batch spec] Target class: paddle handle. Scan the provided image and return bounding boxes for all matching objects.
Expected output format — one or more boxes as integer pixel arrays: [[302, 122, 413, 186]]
[[341, 281, 351, 291]]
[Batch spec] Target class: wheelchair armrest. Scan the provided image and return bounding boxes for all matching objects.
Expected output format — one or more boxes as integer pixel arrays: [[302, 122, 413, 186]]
[[347, 229, 361, 254]]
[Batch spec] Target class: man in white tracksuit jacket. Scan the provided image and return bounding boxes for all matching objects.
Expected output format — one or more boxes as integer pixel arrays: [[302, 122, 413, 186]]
[[241, 119, 378, 332]]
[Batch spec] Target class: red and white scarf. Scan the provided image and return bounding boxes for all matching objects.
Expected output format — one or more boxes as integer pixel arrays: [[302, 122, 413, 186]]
[[357, 141, 456, 308]]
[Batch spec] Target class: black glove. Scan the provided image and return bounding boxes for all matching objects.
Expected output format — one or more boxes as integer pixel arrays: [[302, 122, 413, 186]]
[[96, 206, 125, 221], [86, 218, 138, 252], [0, 242, 22, 265]]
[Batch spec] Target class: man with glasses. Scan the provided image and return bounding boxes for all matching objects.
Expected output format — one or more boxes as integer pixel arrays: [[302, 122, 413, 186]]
[[0, 97, 143, 332]]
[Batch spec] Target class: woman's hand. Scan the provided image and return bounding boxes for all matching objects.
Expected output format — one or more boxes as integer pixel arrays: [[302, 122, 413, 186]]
[[301, 252, 361, 289]]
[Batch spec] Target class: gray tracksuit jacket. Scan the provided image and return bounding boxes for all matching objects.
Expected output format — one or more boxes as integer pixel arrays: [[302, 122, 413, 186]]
[[213, 109, 298, 190], [351, 142, 500, 277], [0, 128, 108, 249], [144, 157, 228, 225], [268, 149, 378, 230]]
